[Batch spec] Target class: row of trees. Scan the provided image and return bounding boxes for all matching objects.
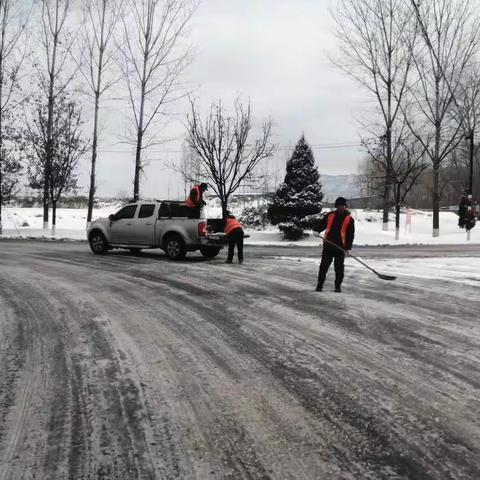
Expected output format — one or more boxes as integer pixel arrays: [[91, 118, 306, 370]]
[[333, 0, 480, 237], [0, 0, 196, 234]]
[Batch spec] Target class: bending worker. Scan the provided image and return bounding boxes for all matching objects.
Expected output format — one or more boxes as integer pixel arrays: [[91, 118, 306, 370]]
[[316, 197, 355, 293], [224, 211, 244, 264]]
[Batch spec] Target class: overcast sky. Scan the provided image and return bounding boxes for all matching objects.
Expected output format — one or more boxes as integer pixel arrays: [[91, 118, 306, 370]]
[[83, 0, 370, 199]]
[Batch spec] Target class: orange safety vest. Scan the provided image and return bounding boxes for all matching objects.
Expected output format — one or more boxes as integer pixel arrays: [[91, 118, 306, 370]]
[[224, 218, 242, 236], [185, 185, 201, 208], [324, 212, 351, 248]]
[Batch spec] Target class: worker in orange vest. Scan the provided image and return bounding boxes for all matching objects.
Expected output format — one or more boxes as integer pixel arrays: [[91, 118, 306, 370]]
[[316, 197, 355, 293], [224, 211, 244, 264], [185, 182, 208, 218]]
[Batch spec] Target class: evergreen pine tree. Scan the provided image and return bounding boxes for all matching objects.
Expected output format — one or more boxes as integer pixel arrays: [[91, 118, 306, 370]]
[[268, 135, 323, 239]]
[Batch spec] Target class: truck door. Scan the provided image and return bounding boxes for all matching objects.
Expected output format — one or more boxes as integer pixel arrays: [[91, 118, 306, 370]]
[[156, 202, 173, 244], [109, 204, 138, 243], [130, 204, 156, 245]]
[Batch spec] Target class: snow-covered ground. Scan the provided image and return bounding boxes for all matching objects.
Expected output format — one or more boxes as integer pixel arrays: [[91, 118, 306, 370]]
[[246, 209, 479, 246], [0, 205, 122, 241], [1, 205, 478, 245]]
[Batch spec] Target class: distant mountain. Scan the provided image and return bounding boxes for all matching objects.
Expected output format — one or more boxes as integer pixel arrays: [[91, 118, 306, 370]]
[[320, 174, 361, 202]]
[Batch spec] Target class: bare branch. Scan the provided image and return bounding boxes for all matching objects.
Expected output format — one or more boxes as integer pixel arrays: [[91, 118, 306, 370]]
[[181, 97, 275, 214], [117, 0, 197, 201]]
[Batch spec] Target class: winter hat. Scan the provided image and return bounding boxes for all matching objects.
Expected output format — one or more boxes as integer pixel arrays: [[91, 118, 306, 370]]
[[335, 197, 347, 207], [200, 182, 208, 190]]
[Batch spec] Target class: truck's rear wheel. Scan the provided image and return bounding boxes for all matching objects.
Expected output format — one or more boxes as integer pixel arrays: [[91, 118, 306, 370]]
[[164, 235, 186, 260], [200, 246, 221, 258], [89, 230, 109, 254]]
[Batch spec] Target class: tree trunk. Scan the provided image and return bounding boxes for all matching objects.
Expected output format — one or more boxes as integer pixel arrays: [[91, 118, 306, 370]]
[[432, 163, 440, 237], [133, 128, 143, 201], [87, 90, 100, 227], [432, 93, 441, 238], [382, 178, 391, 231], [221, 198, 228, 218], [44, 3, 60, 230], [133, 47, 148, 202], [52, 200, 57, 236], [86, 1, 107, 228], [395, 203, 400, 241], [383, 62, 393, 232], [432, 52, 441, 238]]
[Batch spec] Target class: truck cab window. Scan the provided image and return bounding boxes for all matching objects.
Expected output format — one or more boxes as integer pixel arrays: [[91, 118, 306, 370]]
[[139, 204, 155, 218], [158, 203, 170, 218], [114, 205, 137, 220]]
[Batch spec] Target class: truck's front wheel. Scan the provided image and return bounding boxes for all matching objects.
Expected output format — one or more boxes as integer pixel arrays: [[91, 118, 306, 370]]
[[200, 246, 221, 258], [89, 230, 109, 254], [164, 235, 186, 260]]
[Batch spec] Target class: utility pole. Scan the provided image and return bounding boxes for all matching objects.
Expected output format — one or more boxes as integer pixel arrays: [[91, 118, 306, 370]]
[[465, 129, 474, 195]]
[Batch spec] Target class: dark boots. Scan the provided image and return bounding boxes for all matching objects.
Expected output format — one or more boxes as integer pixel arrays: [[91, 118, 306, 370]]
[[315, 283, 342, 293]]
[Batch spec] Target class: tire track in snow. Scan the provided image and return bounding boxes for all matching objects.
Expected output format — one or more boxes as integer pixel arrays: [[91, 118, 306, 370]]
[[0, 278, 46, 480]]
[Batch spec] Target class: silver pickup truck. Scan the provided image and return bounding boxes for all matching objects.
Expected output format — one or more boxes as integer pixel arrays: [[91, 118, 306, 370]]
[[87, 201, 225, 260]]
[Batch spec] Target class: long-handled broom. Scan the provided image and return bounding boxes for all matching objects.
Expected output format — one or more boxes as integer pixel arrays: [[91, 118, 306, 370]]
[[319, 235, 397, 281]]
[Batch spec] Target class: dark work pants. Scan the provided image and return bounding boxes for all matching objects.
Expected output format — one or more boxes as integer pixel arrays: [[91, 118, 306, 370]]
[[227, 228, 244, 261], [317, 246, 345, 288]]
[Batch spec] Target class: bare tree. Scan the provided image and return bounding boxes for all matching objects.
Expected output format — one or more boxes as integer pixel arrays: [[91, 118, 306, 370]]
[[405, 0, 480, 237], [184, 98, 275, 217], [118, 0, 196, 201], [35, 0, 77, 230], [332, 0, 417, 231], [456, 63, 480, 195], [360, 115, 428, 233], [390, 137, 428, 238], [0, 0, 29, 234], [82, 0, 122, 228], [180, 139, 200, 198], [358, 150, 385, 199], [24, 95, 88, 233]]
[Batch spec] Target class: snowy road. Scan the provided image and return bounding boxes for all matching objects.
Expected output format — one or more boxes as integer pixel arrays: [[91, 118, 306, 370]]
[[1, 240, 480, 479]]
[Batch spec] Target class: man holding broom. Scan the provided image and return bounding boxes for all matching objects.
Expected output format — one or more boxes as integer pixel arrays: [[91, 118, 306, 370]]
[[316, 197, 355, 293]]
